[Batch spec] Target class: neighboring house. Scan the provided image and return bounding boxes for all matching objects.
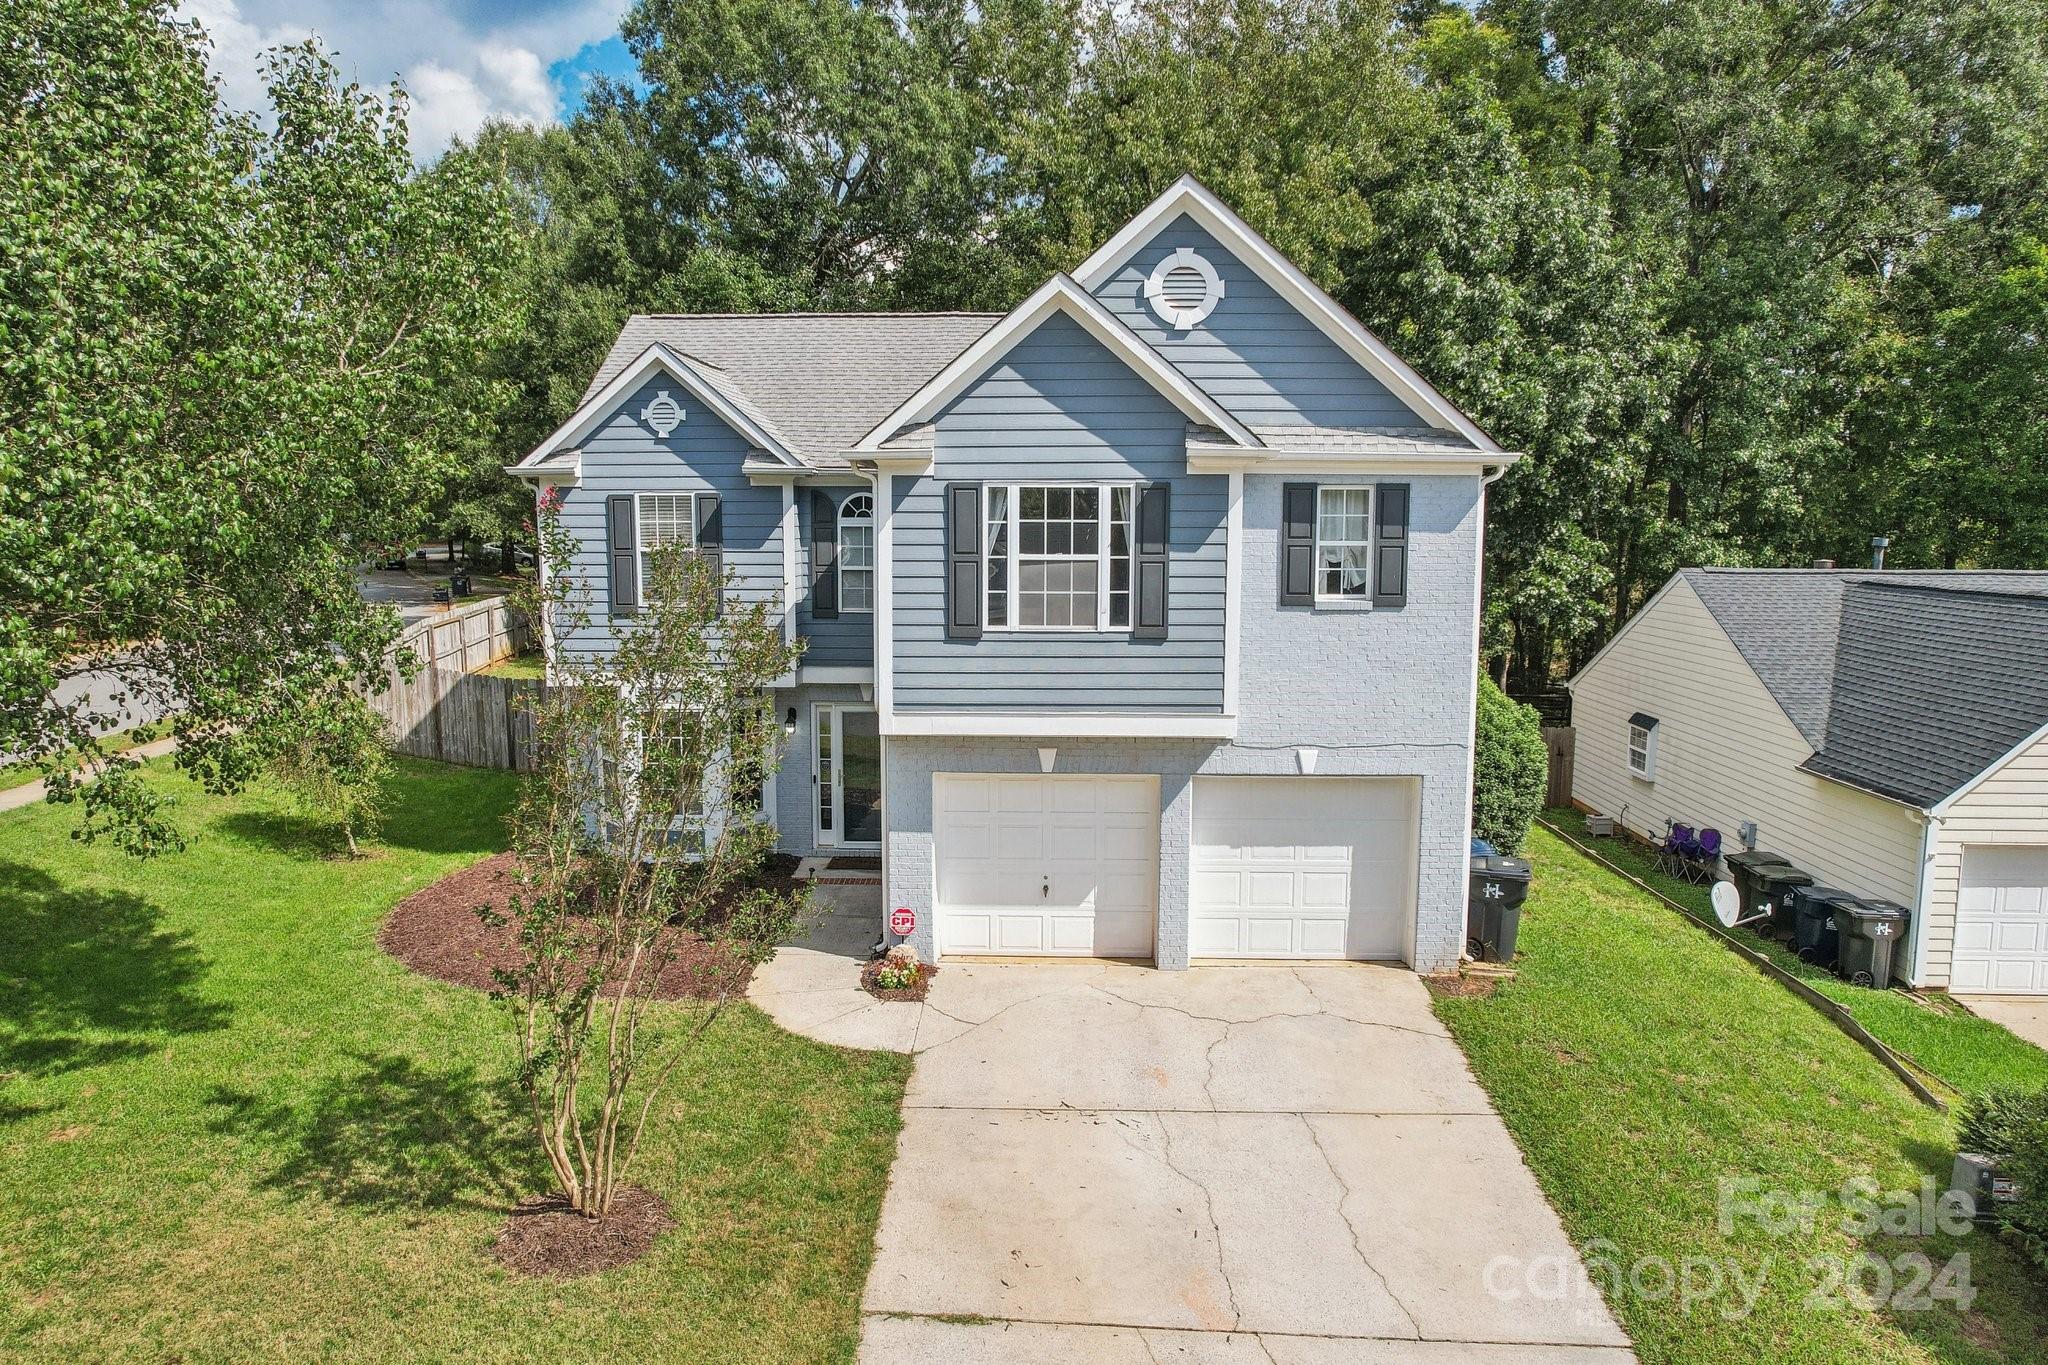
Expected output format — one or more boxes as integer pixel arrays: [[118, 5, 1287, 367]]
[[1569, 568, 2048, 995], [510, 177, 1519, 972]]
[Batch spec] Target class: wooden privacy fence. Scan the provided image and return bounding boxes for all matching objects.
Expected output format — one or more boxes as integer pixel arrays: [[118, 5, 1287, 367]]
[[1542, 726, 1576, 808], [367, 596, 540, 770]]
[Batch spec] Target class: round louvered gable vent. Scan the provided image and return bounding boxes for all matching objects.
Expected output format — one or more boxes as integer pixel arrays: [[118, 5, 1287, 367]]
[[1144, 246, 1223, 329]]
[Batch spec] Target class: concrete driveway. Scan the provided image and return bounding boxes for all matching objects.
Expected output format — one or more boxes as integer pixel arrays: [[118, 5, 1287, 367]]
[[1959, 995, 2048, 1051], [855, 960, 1632, 1363]]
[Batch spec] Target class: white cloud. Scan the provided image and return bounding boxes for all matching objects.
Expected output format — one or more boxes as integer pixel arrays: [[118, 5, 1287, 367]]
[[177, 0, 627, 159]]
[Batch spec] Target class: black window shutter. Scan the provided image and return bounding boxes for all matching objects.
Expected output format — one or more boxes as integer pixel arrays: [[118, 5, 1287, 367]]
[[607, 494, 639, 614], [1133, 482, 1170, 639], [695, 492, 723, 617], [945, 482, 983, 640], [1280, 483, 1316, 606], [1374, 483, 1409, 608], [809, 489, 838, 620]]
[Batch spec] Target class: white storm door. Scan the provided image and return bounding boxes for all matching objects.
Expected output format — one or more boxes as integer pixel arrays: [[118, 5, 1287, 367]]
[[1954, 846, 2048, 995], [813, 704, 882, 848], [934, 774, 1159, 958], [1190, 776, 1417, 960]]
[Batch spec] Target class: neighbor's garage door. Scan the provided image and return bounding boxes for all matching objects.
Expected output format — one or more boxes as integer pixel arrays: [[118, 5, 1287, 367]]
[[934, 774, 1159, 959], [1191, 776, 1417, 960], [1954, 846, 2048, 995]]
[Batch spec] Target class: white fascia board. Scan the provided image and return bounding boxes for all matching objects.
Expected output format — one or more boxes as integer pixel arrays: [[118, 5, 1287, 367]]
[[800, 666, 877, 685], [854, 274, 1260, 452], [1186, 452, 1519, 477], [1927, 714, 2048, 817], [505, 455, 581, 486], [1075, 176, 1504, 454], [519, 344, 803, 469], [882, 710, 1238, 739]]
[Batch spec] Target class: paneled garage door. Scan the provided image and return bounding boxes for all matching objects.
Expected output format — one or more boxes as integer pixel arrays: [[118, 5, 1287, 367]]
[[1191, 776, 1417, 960], [934, 774, 1160, 959], [1954, 846, 2048, 995]]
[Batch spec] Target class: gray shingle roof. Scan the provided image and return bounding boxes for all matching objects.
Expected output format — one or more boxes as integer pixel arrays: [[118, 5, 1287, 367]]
[[581, 313, 1001, 470], [1680, 568, 2048, 807]]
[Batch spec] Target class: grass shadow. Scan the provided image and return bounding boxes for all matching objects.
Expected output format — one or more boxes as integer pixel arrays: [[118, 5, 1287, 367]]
[[216, 810, 341, 860], [0, 859, 229, 1080], [205, 1052, 543, 1215]]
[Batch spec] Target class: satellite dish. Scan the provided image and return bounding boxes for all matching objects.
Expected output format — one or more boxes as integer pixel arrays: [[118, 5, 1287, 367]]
[[1710, 880, 1744, 928]]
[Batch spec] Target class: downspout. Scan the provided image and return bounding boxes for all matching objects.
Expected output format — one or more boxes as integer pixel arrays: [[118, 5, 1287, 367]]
[[1910, 811, 1940, 989]]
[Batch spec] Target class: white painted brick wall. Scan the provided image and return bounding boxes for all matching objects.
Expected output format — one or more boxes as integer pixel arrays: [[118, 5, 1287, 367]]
[[883, 473, 1484, 973]]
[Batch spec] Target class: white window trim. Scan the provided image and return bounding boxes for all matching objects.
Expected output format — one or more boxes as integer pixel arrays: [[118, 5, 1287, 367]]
[[1312, 483, 1374, 603], [836, 492, 876, 616], [1628, 718, 1659, 781], [634, 490, 697, 606], [983, 482, 1137, 634]]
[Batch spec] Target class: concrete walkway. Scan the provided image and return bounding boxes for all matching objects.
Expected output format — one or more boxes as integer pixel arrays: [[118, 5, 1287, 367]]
[[0, 737, 181, 814], [1959, 996, 2048, 1052], [749, 888, 1633, 1363]]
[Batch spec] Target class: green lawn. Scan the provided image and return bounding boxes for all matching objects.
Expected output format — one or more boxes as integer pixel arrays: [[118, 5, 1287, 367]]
[[1541, 809, 2048, 1099], [1436, 826, 2048, 1365], [478, 652, 545, 680], [0, 759, 909, 1362]]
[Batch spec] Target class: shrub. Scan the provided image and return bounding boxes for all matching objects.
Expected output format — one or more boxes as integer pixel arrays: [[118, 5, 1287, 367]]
[[1957, 1084, 2048, 1275], [1473, 677, 1547, 855]]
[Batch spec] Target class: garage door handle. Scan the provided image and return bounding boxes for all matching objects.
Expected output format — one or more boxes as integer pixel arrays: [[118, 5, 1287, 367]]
[[1041, 880, 1048, 899]]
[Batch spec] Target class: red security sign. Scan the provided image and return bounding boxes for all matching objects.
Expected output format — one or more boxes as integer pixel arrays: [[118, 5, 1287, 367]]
[[890, 906, 916, 937]]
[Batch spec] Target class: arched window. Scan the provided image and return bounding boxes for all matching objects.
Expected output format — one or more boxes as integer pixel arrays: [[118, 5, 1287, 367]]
[[837, 493, 875, 612]]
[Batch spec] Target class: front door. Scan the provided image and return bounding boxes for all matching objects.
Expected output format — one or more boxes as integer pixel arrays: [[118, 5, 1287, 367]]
[[814, 704, 882, 848]]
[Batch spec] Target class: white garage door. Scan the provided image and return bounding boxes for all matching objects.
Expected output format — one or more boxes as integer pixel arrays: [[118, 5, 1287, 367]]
[[1954, 846, 2048, 995], [1191, 776, 1417, 960], [934, 774, 1159, 959]]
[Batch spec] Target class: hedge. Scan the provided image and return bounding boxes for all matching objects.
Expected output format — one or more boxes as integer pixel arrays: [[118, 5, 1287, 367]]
[[1958, 1084, 2048, 1277], [1473, 677, 1547, 855]]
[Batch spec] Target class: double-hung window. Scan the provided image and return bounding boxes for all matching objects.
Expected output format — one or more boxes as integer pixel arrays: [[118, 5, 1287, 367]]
[[1314, 486, 1372, 600], [984, 484, 1136, 631], [1627, 713, 1659, 780], [636, 493, 696, 600], [837, 494, 875, 612]]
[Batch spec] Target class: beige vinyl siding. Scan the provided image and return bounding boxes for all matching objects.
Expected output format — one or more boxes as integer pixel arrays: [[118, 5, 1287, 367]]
[[1924, 725, 2048, 988], [1569, 578, 1924, 918]]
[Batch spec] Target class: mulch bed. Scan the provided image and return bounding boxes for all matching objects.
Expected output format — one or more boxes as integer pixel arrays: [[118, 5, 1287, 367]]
[[1421, 971, 1502, 1000], [491, 1185, 674, 1277], [860, 959, 938, 1003], [379, 851, 803, 1002]]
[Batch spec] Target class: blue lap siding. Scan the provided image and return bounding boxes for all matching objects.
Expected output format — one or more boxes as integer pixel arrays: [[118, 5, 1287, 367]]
[[553, 376, 784, 660], [889, 312, 1227, 713], [1090, 216, 1424, 431]]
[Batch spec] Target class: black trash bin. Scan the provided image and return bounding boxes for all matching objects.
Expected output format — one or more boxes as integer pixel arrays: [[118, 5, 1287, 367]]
[[1725, 851, 1794, 923], [451, 569, 473, 598], [1791, 886, 1854, 967], [1835, 898, 1911, 988], [1757, 864, 1817, 937], [1468, 855, 1533, 963]]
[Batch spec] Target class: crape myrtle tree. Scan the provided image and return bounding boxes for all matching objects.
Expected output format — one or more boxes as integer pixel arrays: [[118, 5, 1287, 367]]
[[496, 492, 805, 1219], [0, 2, 521, 852]]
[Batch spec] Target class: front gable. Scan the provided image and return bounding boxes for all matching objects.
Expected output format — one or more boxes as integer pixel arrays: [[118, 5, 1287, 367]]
[[516, 344, 802, 475], [1089, 216, 1424, 432], [931, 310, 1199, 477], [1076, 178, 1501, 451]]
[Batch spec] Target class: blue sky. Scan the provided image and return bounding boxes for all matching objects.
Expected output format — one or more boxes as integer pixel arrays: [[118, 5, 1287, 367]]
[[179, 0, 641, 157]]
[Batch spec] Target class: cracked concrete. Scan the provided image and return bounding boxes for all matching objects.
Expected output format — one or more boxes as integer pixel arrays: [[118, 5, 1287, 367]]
[[851, 957, 1632, 1362], [747, 885, 1629, 1361]]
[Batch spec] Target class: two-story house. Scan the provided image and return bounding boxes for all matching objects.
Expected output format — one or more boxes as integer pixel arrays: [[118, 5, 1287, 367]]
[[512, 177, 1518, 973]]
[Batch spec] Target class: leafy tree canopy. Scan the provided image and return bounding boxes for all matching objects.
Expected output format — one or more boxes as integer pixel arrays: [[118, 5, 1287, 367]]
[[0, 0, 522, 851]]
